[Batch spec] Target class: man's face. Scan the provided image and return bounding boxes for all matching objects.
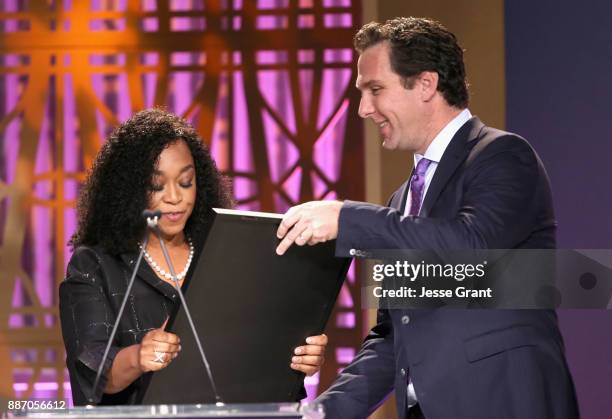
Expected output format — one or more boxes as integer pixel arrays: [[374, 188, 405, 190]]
[[356, 42, 428, 152]]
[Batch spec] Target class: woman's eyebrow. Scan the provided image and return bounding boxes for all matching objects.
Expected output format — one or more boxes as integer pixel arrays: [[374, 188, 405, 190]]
[[179, 164, 195, 174], [153, 164, 195, 176]]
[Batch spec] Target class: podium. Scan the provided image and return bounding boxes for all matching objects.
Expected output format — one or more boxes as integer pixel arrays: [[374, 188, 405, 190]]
[[8, 402, 324, 418]]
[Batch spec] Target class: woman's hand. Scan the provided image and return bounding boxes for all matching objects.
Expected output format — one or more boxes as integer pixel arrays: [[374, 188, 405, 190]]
[[138, 325, 181, 372], [290, 334, 328, 376]]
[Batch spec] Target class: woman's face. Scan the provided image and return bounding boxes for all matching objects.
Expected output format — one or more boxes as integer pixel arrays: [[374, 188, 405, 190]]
[[147, 139, 196, 240]]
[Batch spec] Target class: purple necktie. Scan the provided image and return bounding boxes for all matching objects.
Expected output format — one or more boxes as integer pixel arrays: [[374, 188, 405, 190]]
[[408, 158, 433, 216]]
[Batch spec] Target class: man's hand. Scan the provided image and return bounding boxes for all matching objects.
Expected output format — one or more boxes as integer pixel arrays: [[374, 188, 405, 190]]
[[275, 200, 343, 255], [290, 334, 327, 376]]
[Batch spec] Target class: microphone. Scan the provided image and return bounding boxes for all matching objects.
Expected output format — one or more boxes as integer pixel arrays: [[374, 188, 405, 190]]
[[151, 222, 224, 405], [88, 210, 160, 404], [142, 210, 161, 228]]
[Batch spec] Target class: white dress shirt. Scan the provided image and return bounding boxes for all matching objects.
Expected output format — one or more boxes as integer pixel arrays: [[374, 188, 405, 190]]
[[403, 108, 472, 216]]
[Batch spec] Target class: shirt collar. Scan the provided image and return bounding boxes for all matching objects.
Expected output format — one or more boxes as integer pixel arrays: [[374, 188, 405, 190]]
[[414, 108, 472, 165]]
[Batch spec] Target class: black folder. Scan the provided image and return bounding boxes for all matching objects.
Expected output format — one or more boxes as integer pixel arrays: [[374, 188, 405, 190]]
[[140, 208, 350, 404]]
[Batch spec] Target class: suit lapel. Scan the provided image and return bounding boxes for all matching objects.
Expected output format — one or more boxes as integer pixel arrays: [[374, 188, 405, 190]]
[[395, 179, 411, 212], [419, 117, 485, 218], [119, 251, 177, 300]]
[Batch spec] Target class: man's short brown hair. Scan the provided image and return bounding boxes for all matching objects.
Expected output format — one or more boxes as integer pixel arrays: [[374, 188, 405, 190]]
[[354, 17, 469, 108]]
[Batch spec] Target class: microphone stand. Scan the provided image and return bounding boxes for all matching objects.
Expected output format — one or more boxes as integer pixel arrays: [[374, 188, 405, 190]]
[[151, 224, 224, 406], [87, 214, 157, 405]]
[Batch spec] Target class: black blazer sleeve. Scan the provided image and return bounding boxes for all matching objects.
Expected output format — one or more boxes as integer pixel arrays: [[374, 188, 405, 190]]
[[316, 309, 396, 419], [335, 135, 549, 254], [59, 247, 122, 405]]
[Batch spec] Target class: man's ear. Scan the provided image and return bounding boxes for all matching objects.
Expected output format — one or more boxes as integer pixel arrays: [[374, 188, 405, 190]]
[[418, 71, 439, 102]]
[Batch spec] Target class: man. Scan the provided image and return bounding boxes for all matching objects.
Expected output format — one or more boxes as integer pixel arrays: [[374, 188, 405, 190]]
[[276, 17, 579, 419]]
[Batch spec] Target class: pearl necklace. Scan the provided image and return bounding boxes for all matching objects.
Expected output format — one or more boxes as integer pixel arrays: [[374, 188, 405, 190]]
[[139, 238, 195, 281]]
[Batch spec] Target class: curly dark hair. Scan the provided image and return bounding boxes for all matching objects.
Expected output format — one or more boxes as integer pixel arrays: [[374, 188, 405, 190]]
[[70, 108, 232, 255], [354, 17, 469, 108]]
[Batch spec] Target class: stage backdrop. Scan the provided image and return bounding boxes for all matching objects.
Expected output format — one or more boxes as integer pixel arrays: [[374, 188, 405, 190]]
[[506, 1, 612, 418], [0, 0, 363, 406]]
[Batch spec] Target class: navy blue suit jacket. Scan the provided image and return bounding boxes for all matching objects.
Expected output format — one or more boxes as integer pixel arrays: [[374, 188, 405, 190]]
[[316, 117, 579, 418]]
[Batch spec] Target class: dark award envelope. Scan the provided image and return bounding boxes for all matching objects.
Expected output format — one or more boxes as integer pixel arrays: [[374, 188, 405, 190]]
[[140, 208, 350, 404]]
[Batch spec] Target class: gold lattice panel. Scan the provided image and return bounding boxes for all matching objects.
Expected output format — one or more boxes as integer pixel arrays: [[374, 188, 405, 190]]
[[0, 0, 363, 404]]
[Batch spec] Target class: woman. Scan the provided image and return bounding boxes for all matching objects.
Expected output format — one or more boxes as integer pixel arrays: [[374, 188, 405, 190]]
[[59, 108, 328, 405]]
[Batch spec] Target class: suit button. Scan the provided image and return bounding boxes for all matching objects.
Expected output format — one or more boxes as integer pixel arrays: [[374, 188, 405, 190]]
[[400, 368, 406, 376], [401, 315, 410, 325]]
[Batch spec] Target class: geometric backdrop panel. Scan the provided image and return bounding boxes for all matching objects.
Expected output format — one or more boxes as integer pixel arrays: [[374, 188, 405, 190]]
[[0, 0, 363, 405]]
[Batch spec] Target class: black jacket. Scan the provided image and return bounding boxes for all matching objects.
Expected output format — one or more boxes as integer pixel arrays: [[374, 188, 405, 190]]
[[317, 117, 580, 419], [59, 245, 187, 405]]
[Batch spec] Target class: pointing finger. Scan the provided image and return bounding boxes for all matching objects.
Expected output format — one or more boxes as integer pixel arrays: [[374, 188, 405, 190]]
[[276, 206, 302, 239], [276, 218, 309, 255]]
